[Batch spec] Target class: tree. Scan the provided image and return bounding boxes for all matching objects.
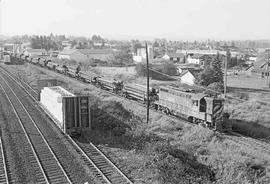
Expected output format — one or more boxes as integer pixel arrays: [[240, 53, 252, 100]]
[[196, 54, 224, 86], [111, 49, 133, 66], [196, 67, 216, 86], [212, 53, 224, 83]]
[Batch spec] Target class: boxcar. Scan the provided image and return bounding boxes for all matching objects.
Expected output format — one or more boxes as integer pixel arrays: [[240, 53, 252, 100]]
[[40, 86, 91, 135]]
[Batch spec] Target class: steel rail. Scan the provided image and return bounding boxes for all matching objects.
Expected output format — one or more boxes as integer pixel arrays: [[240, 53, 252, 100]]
[[0, 137, 9, 184]]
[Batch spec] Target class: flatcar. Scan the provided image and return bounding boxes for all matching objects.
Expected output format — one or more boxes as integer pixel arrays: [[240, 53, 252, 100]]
[[67, 67, 79, 77], [96, 78, 123, 94], [154, 86, 231, 131], [123, 83, 158, 104], [47, 61, 59, 70], [55, 65, 68, 74], [38, 58, 50, 67], [79, 71, 99, 84], [31, 57, 40, 65]]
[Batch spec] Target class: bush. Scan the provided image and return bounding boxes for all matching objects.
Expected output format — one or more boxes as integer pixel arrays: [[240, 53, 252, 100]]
[[207, 82, 224, 93], [146, 142, 215, 184]]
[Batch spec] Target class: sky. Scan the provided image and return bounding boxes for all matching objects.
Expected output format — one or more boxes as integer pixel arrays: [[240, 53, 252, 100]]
[[0, 0, 270, 40]]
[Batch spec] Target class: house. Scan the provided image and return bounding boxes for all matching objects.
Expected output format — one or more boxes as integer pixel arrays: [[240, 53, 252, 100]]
[[177, 49, 227, 56], [23, 49, 47, 56], [186, 55, 200, 64], [78, 49, 114, 61], [58, 49, 80, 60], [254, 61, 270, 78], [58, 49, 114, 63], [162, 53, 185, 62], [137, 46, 154, 60], [179, 69, 198, 85]]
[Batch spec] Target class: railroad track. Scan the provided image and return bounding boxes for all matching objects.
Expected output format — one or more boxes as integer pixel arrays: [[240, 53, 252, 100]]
[[0, 72, 71, 183], [0, 65, 133, 184], [0, 137, 9, 184]]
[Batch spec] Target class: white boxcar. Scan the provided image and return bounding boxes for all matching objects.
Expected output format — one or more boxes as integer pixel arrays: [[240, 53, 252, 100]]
[[40, 86, 91, 135]]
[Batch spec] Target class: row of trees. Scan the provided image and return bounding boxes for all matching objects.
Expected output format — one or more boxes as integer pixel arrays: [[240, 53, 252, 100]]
[[30, 36, 62, 50]]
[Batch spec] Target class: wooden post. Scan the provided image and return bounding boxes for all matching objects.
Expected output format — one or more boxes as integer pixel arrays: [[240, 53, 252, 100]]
[[145, 43, 150, 124]]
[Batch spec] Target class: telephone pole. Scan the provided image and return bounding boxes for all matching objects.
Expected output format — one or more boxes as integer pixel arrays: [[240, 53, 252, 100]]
[[145, 43, 150, 124], [224, 49, 229, 97]]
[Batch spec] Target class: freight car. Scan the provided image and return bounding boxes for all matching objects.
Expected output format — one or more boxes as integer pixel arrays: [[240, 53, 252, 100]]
[[96, 78, 123, 94], [38, 58, 48, 67], [79, 71, 99, 84], [31, 57, 40, 65], [154, 86, 230, 131], [47, 61, 58, 70], [3, 55, 11, 64], [55, 65, 68, 74], [40, 86, 91, 135], [67, 67, 79, 77], [123, 83, 158, 104]]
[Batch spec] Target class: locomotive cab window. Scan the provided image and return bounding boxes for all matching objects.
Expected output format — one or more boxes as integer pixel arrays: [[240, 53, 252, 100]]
[[199, 98, 206, 112]]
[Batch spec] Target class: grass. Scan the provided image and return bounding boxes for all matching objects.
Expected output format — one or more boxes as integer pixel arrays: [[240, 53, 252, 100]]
[[227, 72, 270, 90]]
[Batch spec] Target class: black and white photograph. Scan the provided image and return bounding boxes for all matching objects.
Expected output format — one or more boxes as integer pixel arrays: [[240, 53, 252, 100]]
[[0, 0, 270, 183]]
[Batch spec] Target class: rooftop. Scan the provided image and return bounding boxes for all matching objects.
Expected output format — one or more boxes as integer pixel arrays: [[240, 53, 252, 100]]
[[47, 86, 74, 97], [77, 49, 114, 55]]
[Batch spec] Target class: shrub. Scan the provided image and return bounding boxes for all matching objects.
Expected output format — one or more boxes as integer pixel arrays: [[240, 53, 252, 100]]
[[207, 82, 224, 93]]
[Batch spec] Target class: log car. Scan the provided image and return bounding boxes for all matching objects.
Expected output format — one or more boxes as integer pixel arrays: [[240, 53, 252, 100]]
[[122, 84, 158, 104], [96, 78, 123, 94]]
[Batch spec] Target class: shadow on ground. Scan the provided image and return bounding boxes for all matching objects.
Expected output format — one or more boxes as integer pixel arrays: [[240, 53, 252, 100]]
[[232, 119, 270, 139]]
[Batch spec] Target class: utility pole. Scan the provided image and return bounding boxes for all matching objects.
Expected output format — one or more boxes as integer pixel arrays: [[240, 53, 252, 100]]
[[145, 43, 150, 124], [224, 49, 229, 98]]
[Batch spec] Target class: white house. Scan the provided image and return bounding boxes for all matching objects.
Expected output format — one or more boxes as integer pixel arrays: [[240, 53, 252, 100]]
[[162, 53, 185, 62], [179, 70, 196, 85], [162, 54, 170, 60], [133, 55, 143, 63], [137, 45, 153, 60]]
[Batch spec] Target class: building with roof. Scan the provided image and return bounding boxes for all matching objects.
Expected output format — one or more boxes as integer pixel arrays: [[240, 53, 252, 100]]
[[178, 69, 201, 85], [136, 46, 154, 60], [23, 49, 47, 56], [58, 49, 114, 63], [162, 53, 185, 62]]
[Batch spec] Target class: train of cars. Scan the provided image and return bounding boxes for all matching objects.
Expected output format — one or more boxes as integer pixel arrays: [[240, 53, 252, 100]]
[[4, 53, 231, 132]]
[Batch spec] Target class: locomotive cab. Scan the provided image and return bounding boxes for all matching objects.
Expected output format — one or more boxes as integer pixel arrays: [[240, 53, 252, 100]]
[[191, 93, 207, 112]]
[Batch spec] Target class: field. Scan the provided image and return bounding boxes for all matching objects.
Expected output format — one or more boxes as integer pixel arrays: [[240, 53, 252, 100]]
[[227, 72, 270, 90], [2, 63, 270, 184]]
